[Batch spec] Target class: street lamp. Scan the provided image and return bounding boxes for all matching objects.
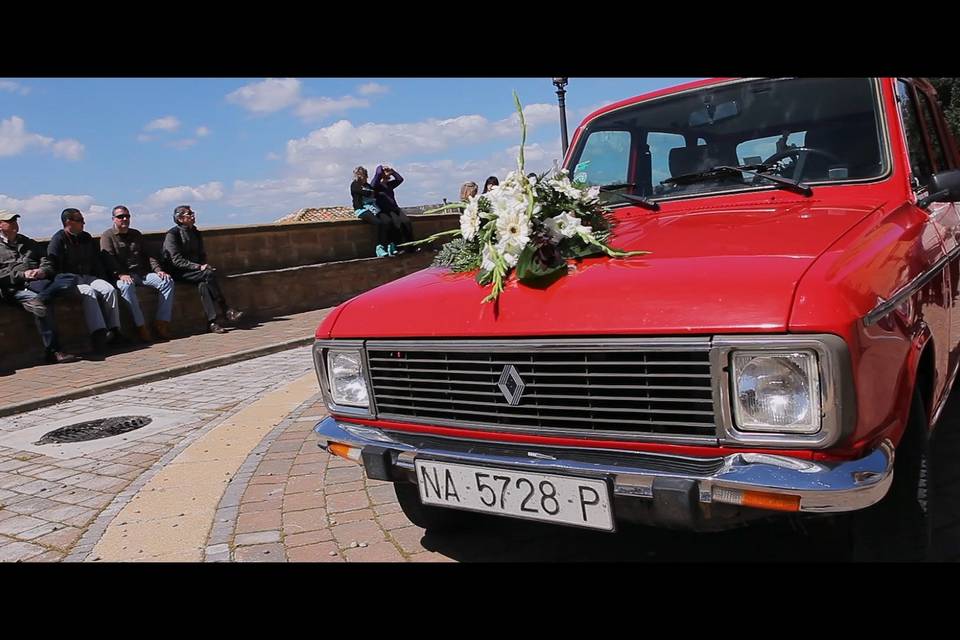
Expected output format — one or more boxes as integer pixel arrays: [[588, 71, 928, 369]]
[[552, 77, 569, 157]]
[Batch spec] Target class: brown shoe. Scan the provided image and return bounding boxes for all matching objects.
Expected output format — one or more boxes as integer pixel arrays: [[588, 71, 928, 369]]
[[208, 322, 227, 334], [136, 324, 153, 343], [153, 320, 171, 341]]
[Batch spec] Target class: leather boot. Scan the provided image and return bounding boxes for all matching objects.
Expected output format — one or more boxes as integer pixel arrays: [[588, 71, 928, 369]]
[[208, 321, 227, 334], [153, 320, 171, 341], [137, 324, 153, 343]]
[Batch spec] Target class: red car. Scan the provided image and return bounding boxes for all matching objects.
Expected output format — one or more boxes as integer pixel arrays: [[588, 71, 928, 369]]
[[313, 77, 960, 560]]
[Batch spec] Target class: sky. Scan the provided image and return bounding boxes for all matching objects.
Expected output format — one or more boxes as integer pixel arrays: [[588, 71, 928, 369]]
[[0, 77, 697, 238]]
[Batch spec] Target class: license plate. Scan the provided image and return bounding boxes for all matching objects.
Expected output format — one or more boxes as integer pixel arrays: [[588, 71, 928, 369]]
[[415, 460, 614, 531]]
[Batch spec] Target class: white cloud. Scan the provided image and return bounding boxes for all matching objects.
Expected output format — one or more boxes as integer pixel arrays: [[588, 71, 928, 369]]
[[0, 116, 84, 161], [137, 133, 154, 143], [0, 80, 30, 95], [196, 126, 211, 137], [145, 181, 225, 208], [284, 103, 557, 173], [167, 138, 197, 150], [357, 82, 389, 96], [0, 193, 108, 237], [51, 139, 84, 161], [144, 116, 181, 132], [266, 152, 281, 161], [226, 78, 302, 114], [295, 96, 370, 121]]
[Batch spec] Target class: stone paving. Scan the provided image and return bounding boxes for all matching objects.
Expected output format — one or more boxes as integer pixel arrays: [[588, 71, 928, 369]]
[[0, 346, 314, 562], [0, 307, 331, 417]]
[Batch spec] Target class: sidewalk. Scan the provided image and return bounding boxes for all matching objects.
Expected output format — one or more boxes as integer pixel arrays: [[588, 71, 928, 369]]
[[0, 308, 331, 418]]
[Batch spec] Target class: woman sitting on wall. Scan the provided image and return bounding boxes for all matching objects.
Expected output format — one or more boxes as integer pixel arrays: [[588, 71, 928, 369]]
[[350, 166, 392, 258], [482, 175, 499, 194], [372, 164, 414, 254], [458, 181, 479, 212]]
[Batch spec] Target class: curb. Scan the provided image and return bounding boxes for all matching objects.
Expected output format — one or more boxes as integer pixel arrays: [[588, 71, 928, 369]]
[[0, 336, 314, 419]]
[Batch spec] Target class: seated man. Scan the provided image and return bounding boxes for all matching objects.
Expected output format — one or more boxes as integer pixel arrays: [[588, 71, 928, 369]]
[[46, 208, 122, 351], [101, 205, 175, 342], [0, 210, 78, 364], [161, 205, 243, 334]]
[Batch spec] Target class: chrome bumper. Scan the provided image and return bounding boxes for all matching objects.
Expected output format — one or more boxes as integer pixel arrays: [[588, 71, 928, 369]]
[[313, 416, 894, 515]]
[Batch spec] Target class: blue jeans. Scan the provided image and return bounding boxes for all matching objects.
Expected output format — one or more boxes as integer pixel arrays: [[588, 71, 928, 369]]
[[117, 273, 175, 326], [11, 288, 59, 352]]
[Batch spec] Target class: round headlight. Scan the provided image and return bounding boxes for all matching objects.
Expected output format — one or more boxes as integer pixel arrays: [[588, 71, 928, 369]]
[[733, 353, 819, 433]]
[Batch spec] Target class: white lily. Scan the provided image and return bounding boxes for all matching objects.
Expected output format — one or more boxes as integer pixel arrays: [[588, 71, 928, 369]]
[[460, 198, 480, 241]]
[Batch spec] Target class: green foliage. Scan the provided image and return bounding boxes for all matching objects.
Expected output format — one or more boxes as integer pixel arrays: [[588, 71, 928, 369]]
[[930, 78, 960, 141], [432, 237, 481, 272]]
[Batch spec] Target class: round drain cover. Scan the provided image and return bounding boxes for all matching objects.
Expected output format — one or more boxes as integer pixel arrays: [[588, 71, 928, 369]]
[[34, 415, 153, 445]]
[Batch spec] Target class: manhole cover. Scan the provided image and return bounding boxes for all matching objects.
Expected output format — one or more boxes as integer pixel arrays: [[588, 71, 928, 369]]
[[34, 415, 153, 445]]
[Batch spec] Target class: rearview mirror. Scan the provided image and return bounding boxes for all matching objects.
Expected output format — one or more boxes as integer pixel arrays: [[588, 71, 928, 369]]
[[919, 169, 960, 208], [689, 100, 740, 127]]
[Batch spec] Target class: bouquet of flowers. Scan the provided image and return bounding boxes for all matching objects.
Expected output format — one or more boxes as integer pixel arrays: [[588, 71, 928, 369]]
[[407, 93, 649, 304]]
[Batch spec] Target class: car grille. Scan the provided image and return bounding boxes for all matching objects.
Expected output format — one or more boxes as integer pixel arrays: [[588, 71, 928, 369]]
[[366, 340, 718, 443]]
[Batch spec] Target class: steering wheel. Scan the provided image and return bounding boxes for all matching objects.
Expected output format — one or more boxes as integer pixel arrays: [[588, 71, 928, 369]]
[[761, 147, 844, 181]]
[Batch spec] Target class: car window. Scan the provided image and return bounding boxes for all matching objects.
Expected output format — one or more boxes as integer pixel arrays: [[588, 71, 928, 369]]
[[737, 132, 806, 165], [573, 131, 631, 186], [896, 80, 934, 188], [648, 132, 686, 186], [569, 78, 886, 202]]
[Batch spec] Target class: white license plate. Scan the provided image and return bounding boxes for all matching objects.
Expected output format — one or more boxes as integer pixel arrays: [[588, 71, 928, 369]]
[[415, 460, 614, 531]]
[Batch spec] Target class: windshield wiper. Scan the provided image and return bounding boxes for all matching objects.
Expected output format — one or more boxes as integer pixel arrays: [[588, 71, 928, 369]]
[[662, 163, 813, 197], [598, 184, 661, 211]]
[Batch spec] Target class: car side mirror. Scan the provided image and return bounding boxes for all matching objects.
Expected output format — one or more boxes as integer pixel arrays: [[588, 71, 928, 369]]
[[919, 169, 960, 208]]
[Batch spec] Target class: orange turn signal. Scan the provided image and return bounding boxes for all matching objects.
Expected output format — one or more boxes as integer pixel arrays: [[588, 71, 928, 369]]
[[712, 486, 801, 512], [328, 443, 362, 462]]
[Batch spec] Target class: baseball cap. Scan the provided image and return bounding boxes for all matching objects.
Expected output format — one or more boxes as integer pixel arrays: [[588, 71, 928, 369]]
[[0, 210, 21, 222]]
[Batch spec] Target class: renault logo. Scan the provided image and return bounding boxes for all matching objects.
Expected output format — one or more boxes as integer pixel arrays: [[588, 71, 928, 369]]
[[498, 365, 526, 406]]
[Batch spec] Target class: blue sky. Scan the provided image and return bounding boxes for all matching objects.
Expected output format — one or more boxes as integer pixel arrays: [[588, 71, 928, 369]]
[[0, 77, 697, 238]]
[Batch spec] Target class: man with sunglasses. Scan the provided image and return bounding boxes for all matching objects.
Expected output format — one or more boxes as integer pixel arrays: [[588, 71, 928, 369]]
[[100, 205, 175, 342], [0, 210, 79, 365], [161, 205, 243, 334], [46, 208, 122, 352]]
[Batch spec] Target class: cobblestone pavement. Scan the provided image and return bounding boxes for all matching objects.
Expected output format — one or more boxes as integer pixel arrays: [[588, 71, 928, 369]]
[[0, 346, 315, 562], [0, 308, 331, 417]]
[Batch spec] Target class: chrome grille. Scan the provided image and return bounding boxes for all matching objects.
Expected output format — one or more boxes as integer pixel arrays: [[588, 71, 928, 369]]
[[366, 339, 717, 443]]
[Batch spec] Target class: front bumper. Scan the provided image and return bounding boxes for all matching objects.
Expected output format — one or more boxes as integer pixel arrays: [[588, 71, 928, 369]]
[[314, 416, 894, 531]]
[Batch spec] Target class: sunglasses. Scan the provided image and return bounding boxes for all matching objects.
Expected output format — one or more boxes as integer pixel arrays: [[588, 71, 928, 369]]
[[114, 214, 130, 219]]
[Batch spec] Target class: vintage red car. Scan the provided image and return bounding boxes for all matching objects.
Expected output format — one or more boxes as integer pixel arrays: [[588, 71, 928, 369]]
[[312, 77, 960, 560]]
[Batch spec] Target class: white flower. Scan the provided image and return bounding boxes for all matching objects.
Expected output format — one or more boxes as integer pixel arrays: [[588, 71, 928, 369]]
[[545, 211, 590, 239], [495, 208, 532, 255], [583, 185, 601, 203], [547, 174, 583, 200], [481, 243, 498, 272], [460, 198, 480, 241]]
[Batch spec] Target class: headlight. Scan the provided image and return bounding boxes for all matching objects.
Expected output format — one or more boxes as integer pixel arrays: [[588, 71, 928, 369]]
[[731, 351, 820, 434], [326, 350, 370, 408]]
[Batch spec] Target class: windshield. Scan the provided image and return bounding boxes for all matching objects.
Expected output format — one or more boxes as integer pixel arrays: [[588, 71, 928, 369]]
[[568, 78, 888, 204]]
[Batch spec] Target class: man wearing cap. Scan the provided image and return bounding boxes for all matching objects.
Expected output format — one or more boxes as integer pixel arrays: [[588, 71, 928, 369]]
[[100, 205, 175, 342], [46, 208, 122, 351], [161, 205, 243, 334], [0, 210, 79, 364]]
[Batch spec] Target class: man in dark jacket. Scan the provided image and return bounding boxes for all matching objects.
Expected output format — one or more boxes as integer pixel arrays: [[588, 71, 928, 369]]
[[46, 208, 121, 351], [161, 205, 243, 334], [0, 210, 79, 364], [101, 205, 175, 342], [371, 164, 414, 249]]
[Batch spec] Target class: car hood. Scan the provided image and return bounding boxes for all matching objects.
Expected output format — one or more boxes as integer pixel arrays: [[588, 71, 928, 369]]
[[329, 198, 883, 338]]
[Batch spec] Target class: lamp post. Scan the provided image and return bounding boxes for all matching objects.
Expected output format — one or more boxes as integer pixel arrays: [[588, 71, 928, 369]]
[[552, 77, 569, 157]]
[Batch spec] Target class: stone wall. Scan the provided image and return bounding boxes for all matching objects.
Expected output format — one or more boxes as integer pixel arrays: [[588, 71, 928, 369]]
[[1, 214, 458, 367]]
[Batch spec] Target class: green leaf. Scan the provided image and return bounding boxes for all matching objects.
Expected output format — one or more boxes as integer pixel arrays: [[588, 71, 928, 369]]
[[516, 245, 568, 289]]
